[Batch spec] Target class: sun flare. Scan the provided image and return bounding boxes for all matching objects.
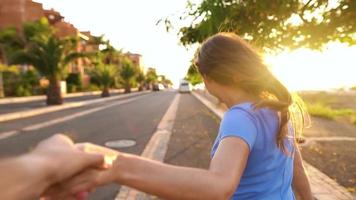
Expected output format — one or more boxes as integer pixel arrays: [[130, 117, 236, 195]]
[[264, 43, 356, 91]]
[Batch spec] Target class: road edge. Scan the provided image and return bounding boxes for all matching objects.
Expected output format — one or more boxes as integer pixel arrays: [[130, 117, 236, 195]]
[[191, 90, 354, 200], [0, 88, 139, 104]]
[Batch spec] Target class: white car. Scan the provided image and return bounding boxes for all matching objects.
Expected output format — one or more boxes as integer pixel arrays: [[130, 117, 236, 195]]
[[179, 81, 191, 93]]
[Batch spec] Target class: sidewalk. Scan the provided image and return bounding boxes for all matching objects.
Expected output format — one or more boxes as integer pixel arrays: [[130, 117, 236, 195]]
[[0, 88, 131, 104]]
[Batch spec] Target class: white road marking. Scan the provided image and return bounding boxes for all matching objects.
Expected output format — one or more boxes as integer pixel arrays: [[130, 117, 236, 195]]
[[0, 130, 18, 140], [115, 93, 181, 200], [0, 95, 144, 140]]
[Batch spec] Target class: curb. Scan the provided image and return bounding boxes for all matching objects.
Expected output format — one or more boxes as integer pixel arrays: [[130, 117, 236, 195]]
[[0, 88, 138, 104], [115, 94, 181, 200], [0, 90, 149, 123], [191, 90, 354, 200]]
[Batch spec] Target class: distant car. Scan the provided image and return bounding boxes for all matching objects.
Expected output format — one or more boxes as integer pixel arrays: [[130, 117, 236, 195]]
[[179, 81, 191, 93], [158, 84, 165, 90], [152, 84, 160, 91]]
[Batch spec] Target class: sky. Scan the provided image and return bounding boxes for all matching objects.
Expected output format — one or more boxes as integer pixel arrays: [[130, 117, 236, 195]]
[[265, 43, 356, 91], [34, 0, 356, 91]]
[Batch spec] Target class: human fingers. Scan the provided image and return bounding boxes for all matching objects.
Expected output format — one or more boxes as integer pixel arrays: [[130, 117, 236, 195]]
[[68, 152, 105, 180], [37, 134, 74, 150], [47, 169, 112, 198], [41, 192, 77, 200], [75, 143, 119, 166]]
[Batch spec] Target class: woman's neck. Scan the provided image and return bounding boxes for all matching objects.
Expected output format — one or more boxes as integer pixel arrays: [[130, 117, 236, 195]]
[[219, 87, 259, 108]]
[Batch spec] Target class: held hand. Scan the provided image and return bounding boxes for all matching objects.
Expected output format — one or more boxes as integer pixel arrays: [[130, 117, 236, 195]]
[[43, 143, 122, 199], [28, 134, 105, 197]]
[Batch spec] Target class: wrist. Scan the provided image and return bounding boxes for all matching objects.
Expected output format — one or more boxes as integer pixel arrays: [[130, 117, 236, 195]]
[[112, 153, 136, 184]]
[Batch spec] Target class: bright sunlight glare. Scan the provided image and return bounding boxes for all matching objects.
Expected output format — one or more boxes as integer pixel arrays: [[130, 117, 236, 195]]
[[265, 43, 356, 91]]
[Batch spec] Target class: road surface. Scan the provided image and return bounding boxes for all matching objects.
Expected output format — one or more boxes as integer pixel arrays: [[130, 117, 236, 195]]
[[0, 90, 177, 200]]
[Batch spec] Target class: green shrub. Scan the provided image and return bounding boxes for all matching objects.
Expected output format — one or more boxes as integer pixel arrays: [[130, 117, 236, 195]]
[[67, 84, 77, 93], [351, 115, 356, 125], [3, 69, 40, 97], [306, 102, 354, 119], [66, 73, 82, 92], [82, 84, 100, 92]]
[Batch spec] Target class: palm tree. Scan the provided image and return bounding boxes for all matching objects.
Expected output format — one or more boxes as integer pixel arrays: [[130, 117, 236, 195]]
[[120, 59, 135, 93], [10, 36, 85, 105], [6, 20, 86, 105], [145, 68, 158, 89], [136, 70, 145, 91], [90, 64, 117, 97]]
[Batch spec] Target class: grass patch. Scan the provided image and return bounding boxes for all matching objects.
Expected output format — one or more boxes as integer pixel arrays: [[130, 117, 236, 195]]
[[351, 115, 356, 125], [305, 102, 354, 120]]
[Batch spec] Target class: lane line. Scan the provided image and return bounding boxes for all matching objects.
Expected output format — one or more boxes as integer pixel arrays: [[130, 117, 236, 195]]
[[0, 130, 18, 140], [115, 93, 181, 200], [0, 95, 146, 140]]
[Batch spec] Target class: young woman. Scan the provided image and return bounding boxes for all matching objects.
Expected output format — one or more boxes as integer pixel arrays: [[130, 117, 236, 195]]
[[50, 33, 313, 200]]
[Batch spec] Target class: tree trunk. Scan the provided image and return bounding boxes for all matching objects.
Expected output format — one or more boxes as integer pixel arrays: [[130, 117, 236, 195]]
[[0, 72, 4, 98], [101, 87, 110, 97], [138, 83, 143, 91], [47, 77, 63, 105], [124, 82, 131, 93]]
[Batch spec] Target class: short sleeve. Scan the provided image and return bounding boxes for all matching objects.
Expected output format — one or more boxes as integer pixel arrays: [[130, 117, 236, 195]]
[[219, 108, 258, 152]]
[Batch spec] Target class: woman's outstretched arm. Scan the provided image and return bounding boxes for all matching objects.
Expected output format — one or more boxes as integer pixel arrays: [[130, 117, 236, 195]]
[[63, 137, 250, 200], [292, 146, 313, 200]]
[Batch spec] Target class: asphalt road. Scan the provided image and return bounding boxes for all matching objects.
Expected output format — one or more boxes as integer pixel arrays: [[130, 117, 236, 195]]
[[0, 90, 125, 115], [0, 90, 176, 200]]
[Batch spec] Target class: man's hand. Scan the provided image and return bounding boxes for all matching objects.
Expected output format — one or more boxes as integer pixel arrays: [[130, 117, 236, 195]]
[[43, 142, 121, 199], [32, 134, 105, 185], [0, 134, 105, 200]]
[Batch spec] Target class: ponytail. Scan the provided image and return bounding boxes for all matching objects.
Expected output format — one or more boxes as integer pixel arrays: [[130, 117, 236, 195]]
[[253, 74, 292, 152], [237, 71, 293, 152]]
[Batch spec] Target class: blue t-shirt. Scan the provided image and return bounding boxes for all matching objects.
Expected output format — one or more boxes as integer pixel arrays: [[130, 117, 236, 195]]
[[211, 102, 295, 200]]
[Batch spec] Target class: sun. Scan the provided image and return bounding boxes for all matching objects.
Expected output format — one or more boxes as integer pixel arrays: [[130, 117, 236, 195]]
[[264, 43, 356, 91]]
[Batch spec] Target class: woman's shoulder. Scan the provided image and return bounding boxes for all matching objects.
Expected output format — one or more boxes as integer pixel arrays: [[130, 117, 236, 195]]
[[226, 101, 279, 126], [223, 102, 258, 126], [226, 102, 256, 120]]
